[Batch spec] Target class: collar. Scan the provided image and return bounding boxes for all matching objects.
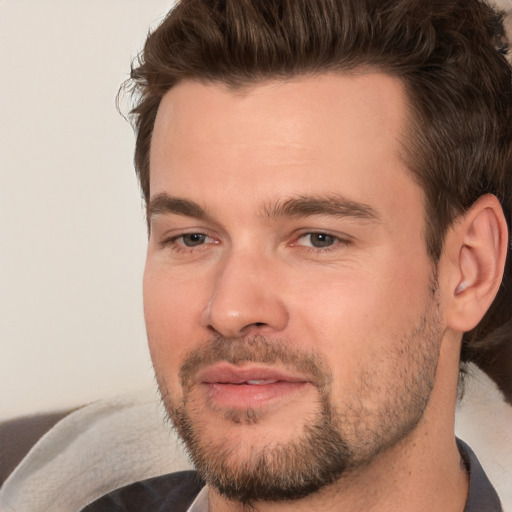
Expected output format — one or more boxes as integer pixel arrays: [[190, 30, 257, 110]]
[[458, 439, 502, 512], [186, 485, 209, 512]]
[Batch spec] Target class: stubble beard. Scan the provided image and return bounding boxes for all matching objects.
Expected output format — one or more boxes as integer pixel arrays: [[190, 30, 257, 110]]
[[154, 278, 443, 505]]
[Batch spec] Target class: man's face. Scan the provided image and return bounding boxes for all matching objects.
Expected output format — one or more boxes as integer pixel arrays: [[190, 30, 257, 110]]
[[145, 74, 443, 503]]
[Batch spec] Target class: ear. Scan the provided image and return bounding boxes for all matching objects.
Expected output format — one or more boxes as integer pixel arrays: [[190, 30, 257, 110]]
[[445, 195, 509, 333]]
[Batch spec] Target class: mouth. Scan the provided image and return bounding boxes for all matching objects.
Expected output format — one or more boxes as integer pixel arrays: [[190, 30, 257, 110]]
[[195, 363, 311, 409]]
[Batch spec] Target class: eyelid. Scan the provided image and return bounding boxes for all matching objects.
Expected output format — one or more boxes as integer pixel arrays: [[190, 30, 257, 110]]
[[294, 229, 353, 242], [159, 230, 218, 249], [290, 230, 353, 252]]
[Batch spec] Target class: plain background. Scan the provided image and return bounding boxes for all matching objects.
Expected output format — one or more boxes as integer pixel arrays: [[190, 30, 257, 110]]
[[1, 0, 174, 420]]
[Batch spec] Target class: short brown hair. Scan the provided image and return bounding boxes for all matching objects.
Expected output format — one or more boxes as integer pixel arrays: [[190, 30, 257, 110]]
[[125, 0, 512, 398]]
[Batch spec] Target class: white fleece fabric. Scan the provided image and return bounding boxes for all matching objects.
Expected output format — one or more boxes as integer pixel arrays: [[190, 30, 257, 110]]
[[0, 389, 193, 512], [0, 365, 510, 512]]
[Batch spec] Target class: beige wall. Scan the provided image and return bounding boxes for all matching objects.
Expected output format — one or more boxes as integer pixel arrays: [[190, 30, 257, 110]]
[[1, 0, 173, 420]]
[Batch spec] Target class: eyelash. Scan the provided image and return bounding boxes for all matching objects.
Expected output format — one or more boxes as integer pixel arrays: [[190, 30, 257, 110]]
[[160, 233, 217, 253], [293, 232, 352, 253], [160, 231, 351, 255]]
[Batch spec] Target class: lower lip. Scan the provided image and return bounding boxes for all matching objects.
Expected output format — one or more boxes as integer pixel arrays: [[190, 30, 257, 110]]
[[203, 381, 309, 409]]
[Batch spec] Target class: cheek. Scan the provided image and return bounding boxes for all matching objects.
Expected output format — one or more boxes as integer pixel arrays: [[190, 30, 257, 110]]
[[143, 264, 206, 382], [290, 253, 433, 376]]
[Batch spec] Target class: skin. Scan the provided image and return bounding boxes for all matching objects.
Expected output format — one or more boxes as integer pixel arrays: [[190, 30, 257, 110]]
[[143, 73, 504, 511]]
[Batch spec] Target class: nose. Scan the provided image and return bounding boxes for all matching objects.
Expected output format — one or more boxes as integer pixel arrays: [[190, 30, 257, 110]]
[[201, 251, 289, 338]]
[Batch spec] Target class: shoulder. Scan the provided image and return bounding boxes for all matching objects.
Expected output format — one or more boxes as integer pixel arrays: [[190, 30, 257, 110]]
[[80, 470, 204, 512]]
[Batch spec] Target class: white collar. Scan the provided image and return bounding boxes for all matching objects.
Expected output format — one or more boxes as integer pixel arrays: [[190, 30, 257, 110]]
[[187, 485, 209, 512]]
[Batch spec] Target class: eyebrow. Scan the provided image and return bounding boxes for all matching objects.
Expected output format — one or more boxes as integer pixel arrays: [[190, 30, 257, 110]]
[[147, 192, 380, 224], [148, 193, 209, 220], [262, 195, 381, 222]]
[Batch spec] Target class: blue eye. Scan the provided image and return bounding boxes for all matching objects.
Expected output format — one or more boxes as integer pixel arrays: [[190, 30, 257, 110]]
[[181, 233, 207, 247], [297, 233, 339, 248], [307, 233, 336, 248]]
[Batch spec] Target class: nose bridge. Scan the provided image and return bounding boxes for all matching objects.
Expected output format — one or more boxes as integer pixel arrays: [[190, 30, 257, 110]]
[[202, 246, 288, 337]]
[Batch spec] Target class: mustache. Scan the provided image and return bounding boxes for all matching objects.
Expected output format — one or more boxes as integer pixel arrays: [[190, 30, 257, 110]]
[[179, 335, 332, 391]]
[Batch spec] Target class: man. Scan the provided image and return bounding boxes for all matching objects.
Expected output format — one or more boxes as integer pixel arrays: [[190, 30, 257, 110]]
[[84, 0, 511, 510]]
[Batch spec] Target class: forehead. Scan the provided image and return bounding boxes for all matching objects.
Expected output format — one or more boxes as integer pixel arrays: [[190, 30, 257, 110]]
[[151, 73, 407, 163], [149, 73, 422, 224]]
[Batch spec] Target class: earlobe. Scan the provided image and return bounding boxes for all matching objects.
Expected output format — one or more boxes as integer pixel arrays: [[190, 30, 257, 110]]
[[447, 195, 508, 333]]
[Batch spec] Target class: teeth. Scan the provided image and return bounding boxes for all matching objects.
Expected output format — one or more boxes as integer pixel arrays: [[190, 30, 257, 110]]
[[246, 379, 278, 385]]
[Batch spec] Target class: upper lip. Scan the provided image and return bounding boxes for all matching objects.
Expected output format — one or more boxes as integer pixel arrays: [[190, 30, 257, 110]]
[[196, 363, 310, 384]]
